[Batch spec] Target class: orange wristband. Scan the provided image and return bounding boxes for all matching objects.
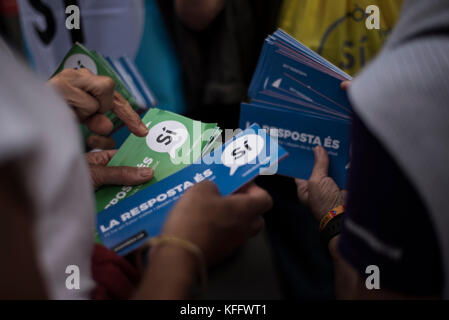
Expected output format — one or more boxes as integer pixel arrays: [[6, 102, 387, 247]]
[[319, 205, 345, 232]]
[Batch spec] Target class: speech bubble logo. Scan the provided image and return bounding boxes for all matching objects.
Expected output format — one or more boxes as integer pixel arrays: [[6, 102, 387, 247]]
[[64, 54, 98, 75], [146, 121, 189, 159], [222, 134, 265, 176]]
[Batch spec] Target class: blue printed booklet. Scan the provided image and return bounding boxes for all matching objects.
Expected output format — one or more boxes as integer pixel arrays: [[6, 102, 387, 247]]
[[97, 124, 288, 255], [240, 29, 352, 188]]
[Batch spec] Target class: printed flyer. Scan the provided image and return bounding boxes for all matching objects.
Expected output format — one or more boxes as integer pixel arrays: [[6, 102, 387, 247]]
[[240, 29, 352, 187], [96, 124, 288, 255], [95, 108, 221, 212]]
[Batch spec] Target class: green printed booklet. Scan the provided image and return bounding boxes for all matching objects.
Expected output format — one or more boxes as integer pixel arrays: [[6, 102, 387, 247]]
[[53, 43, 153, 144], [95, 108, 221, 213]]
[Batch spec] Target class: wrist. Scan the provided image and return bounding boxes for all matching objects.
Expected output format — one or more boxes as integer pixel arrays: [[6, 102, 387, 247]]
[[319, 206, 345, 249], [149, 241, 198, 279], [135, 243, 198, 300], [147, 235, 208, 291], [328, 235, 341, 260], [317, 203, 345, 222], [319, 205, 345, 231]]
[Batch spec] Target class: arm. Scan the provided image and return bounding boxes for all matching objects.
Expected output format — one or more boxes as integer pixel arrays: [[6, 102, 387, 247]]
[[175, 0, 226, 31], [132, 245, 197, 300], [132, 181, 272, 299], [296, 147, 411, 299], [294, 81, 426, 299], [328, 236, 359, 300], [297, 145, 439, 299]]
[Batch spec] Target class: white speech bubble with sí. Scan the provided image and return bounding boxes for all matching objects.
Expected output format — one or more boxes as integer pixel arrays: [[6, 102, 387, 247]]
[[146, 121, 189, 159], [64, 54, 98, 74], [222, 134, 265, 176]]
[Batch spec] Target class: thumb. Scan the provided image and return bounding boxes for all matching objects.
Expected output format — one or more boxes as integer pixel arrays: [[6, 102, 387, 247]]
[[226, 185, 273, 218], [341, 80, 351, 91], [309, 146, 330, 182], [86, 150, 117, 166], [87, 136, 116, 151], [295, 178, 309, 204], [91, 166, 154, 189]]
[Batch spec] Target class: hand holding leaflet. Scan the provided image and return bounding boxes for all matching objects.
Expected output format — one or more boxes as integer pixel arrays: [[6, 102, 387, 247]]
[[95, 108, 221, 213], [240, 29, 352, 188], [97, 124, 288, 255]]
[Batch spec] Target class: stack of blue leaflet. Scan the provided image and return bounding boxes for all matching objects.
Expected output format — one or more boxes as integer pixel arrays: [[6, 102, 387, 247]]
[[239, 29, 352, 188]]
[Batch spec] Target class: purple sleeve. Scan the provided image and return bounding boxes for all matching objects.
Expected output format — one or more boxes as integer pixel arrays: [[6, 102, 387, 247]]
[[338, 114, 442, 296]]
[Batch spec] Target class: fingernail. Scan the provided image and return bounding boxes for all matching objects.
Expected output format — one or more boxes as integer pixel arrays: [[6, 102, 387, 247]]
[[140, 123, 149, 135], [139, 167, 153, 178]]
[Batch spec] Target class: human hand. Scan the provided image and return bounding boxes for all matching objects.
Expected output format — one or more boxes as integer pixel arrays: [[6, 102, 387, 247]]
[[162, 181, 273, 265], [341, 80, 351, 91], [49, 68, 148, 143], [86, 150, 154, 190], [86, 135, 116, 150], [295, 146, 347, 221]]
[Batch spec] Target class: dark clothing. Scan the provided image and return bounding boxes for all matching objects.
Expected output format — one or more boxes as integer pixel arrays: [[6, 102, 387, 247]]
[[258, 175, 335, 299], [157, 1, 335, 299], [340, 114, 443, 297], [157, 0, 282, 129], [0, 0, 23, 53]]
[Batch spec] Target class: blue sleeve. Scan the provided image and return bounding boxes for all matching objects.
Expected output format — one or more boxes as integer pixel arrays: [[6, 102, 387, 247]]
[[135, 0, 186, 114]]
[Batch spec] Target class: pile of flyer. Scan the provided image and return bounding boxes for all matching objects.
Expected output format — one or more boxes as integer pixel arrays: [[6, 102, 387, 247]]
[[240, 29, 352, 188]]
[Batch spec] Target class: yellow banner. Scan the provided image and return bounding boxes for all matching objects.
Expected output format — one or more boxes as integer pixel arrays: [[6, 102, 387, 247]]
[[278, 0, 403, 75]]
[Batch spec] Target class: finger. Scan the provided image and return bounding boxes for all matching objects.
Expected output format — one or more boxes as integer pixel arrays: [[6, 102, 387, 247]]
[[84, 114, 114, 136], [87, 135, 116, 150], [86, 150, 117, 166], [236, 183, 252, 194], [66, 86, 101, 121], [189, 180, 220, 196], [112, 91, 149, 137], [235, 182, 260, 195], [74, 68, 115, 114], [250, 216, 265, 237], [340, 190, 348, 204], [227, 184, 273, 217], [309, 146, 330, 182], [295, 178, 309, 203], [341, 80, 351, 91], [91, 166, 154, 189]]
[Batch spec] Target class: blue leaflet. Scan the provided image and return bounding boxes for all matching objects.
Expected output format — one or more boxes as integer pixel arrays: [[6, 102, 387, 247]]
[[97, 124, 288, 256], [240, 103, 350, 188], [241, 29, 352, 188], [249, 41, 352, 115]]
